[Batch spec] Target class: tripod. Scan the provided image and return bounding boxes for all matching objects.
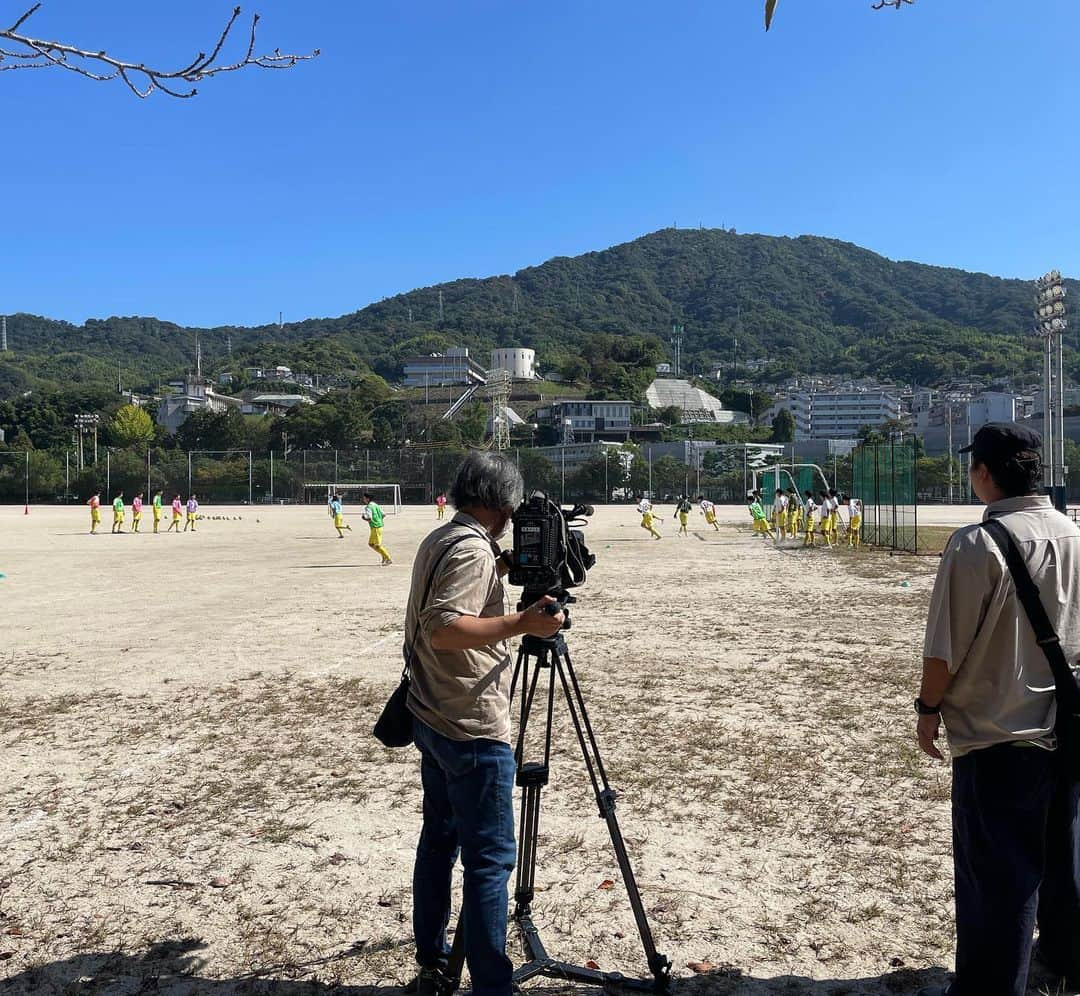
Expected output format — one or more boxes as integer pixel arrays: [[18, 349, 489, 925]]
[[444, 603, 671, 993]]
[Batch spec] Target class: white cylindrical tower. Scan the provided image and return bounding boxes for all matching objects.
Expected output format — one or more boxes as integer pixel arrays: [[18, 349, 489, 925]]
[[491, 347, 535, 380]]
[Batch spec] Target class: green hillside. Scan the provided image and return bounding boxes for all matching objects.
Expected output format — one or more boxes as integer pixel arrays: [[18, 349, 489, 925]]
[[2, 228, 1074, 395]]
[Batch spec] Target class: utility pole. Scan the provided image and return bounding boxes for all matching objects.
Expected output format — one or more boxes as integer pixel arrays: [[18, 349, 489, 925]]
[[438, 289, 445, 325], [1, 315, 7, 352], [946, 402, 954, 504]]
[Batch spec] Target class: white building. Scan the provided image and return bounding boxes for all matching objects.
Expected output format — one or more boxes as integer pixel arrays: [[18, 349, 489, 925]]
[[532, 441, 627, 473], [403, 347, 487, 388], [534, 399, 634, 442], [157, 374, 243, 434], [490, 347, 537, 381]]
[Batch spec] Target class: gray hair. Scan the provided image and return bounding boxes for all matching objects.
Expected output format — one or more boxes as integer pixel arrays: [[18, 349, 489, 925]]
[[450, 451, 524, 512]]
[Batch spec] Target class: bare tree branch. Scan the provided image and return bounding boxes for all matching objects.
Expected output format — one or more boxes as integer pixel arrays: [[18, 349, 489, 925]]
[[0, 4, 319, 98], [766, 0, 915, 31]]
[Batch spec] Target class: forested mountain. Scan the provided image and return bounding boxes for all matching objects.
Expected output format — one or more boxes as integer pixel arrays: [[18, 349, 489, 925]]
[[2, 228, 1075, 396]]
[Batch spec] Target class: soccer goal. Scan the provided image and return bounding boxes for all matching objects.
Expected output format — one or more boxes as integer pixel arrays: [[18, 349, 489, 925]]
[[303, 482, 402, 514]]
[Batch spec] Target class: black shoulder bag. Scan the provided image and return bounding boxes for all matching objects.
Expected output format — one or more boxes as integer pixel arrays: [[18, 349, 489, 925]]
[[372, 534, 474, 749], [981, 517, 1080, 767]]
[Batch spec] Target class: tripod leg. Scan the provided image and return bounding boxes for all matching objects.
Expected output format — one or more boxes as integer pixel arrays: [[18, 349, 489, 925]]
[[552, 645, 672, 992]]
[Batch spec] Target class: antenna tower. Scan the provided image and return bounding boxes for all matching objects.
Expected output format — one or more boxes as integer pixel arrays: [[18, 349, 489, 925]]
[[1, 316, 7, 351], [195, 331, 202, 379], [486, 368, 512, 451]]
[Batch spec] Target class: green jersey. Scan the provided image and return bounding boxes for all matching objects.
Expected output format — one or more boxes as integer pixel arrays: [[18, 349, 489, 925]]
[[366, 502, 385, 529], [113, 496, 124, 513], [748, 501, 767, 521], [153, 495, 162, 510]]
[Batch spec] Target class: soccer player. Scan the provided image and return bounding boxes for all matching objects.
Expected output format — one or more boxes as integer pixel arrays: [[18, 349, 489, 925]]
[[676, 495, 693, 537], [748, 494, 774, 540], [828, 488, 844, 544], [87, 491, 102, 534], [184, 494, 199, 532], [435, 492, 447, 520], [637, 497, 662, 540], [132, 492, 144, 533], [111, 492, 125, 533], [786, 487, 802, 537], [847, 494, 863, 548], [331, 493, 352, 539], [362, 491, 392, 565], [698, 495, 720, 532], [803, 490, 818, 547], [817, 491, 835, 547], [152, 491, 163, 533], [167, 494, 183, 533], [772, 489, 788, 539]]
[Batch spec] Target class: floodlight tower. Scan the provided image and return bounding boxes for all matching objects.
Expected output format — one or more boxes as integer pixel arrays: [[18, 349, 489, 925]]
[[487, 368, 512, 451], [1035, 270, 1068, 510]]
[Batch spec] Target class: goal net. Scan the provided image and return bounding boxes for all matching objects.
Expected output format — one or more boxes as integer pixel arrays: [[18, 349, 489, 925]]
[[303, 482, 402, 515]]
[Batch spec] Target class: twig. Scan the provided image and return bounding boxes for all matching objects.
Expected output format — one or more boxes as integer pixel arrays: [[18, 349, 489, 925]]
[[0, 4, 319, 99]]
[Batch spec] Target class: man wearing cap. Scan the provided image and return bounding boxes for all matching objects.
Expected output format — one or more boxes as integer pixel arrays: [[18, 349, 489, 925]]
[[916, 422, 1080, 996]]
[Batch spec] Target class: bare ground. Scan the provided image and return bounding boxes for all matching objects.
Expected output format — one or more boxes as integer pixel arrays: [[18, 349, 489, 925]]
[[1, 502, 1038, 995]]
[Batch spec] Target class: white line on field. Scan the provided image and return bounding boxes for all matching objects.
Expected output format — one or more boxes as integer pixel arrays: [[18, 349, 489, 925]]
[[309, 633, 397, 676]]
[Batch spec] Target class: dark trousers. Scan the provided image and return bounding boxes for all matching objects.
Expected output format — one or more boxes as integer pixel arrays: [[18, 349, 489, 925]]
[[951, 744, 1080, 996], [412, 718, 517, 996]]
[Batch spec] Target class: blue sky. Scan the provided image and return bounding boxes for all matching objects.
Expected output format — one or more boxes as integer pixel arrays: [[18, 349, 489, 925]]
[[2, 0, 1077, 328]]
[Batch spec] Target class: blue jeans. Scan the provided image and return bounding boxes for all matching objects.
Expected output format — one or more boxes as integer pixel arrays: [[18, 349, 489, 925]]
[[412, 718, 517, 996]]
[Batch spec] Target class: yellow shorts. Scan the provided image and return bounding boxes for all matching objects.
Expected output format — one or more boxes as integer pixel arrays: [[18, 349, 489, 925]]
[[369, 526, 383, 546], [704, 512, 717, 525], [679, 513, 689, 525], [113, 512, 124, 522], [187, 512, 196, 521], [172, 513, 181, 521], [850, 516, 862, 531], [153, 511, 162, 521], [334, 514, 345, 528], [133, 511, 142, 521], [91, 510, 101, 523]]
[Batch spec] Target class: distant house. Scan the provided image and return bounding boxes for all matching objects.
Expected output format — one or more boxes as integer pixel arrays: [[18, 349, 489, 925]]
[[403, 347, 487, 388], [243, 394, 314, 416], [157, 374, 243, 434]]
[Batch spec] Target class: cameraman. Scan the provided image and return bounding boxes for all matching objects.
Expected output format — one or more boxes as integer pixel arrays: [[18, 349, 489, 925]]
[[404, 451, 564, 996]]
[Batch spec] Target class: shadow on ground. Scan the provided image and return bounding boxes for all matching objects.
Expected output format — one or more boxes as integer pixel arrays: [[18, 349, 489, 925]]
[[0, 938, 951, 996]]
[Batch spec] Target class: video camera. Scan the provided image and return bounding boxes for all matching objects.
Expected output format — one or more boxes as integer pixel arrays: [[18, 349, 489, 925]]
[[509, 491, 595, 600]]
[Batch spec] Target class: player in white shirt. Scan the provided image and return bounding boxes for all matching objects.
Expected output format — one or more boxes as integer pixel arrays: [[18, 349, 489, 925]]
[[698, 496, 719, 532], [803, 491, 818, 547], [847, 495, 863, 548], [818, 490, 836, 547], [772, 489, 789, 539], [636, 497, 662, 539]]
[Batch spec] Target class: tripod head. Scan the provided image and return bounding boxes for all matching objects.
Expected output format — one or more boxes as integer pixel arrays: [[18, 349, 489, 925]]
[[518, 587, 576, 633]]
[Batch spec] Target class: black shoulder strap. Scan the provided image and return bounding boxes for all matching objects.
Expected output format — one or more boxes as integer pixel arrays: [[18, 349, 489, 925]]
[[402, 530, 489, 678], [980, 518, 1080, 711]]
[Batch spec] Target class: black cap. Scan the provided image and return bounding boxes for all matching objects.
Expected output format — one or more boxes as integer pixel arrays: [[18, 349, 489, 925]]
[[959, 421, 1042, 460]]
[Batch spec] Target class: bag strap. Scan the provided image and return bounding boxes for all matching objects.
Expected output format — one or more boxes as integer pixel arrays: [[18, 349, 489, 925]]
[[402, 530, 490, 678], [980, 518, 1080, 711]]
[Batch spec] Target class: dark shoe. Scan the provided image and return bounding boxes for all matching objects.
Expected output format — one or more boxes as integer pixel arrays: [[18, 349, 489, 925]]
[[404, 966, 454, 996]]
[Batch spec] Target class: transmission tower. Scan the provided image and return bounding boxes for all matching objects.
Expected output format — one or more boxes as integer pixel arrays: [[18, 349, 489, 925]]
[[486, 368, 512, 451]]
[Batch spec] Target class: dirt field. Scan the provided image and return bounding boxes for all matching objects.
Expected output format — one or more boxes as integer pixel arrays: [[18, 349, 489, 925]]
[[0, 500, 1025, 995]]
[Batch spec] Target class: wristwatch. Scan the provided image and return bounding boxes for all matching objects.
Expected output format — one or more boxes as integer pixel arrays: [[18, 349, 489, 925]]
[[914, 697, 941, 715], [498, 549, 515, 570]]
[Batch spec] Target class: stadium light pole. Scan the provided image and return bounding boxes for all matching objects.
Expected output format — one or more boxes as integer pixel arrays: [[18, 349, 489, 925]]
[[1035, 270, 1068, 511]]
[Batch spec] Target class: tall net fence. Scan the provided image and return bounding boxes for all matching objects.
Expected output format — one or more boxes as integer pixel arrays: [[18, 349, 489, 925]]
[[852, 438, 919, 552]]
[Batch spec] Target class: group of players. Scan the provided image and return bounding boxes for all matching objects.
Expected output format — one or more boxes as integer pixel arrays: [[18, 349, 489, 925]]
[[748, 487, 863, 547], [636, 487, 864, 549], [327, 491, 393, 566], [86, 490, 200, 534]]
